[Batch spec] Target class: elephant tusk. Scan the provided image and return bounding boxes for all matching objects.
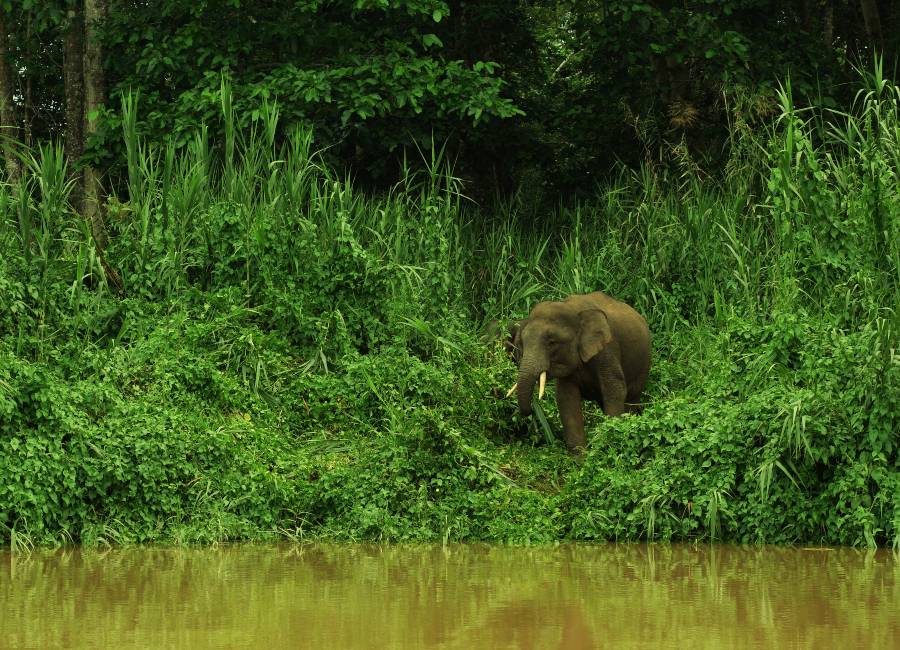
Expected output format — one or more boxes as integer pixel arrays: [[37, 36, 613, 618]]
[[505, 383, 518, 398], [539, 371, 547, 400]]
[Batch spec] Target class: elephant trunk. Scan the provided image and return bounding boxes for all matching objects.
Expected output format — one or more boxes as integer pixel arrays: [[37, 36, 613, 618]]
[[517, 353, 548, 417]]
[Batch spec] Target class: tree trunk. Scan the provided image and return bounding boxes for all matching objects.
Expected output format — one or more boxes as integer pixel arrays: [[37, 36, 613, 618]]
[[823, 2, 834, 49], [65, 1, 123, 294], [0, 12, 22, 184], [23, 12, 32, 148], [884, 1, 899, 60], [800, 0, 812, 32], [63, 3, 85, 209], [859, 0, 884, 53], [83, 0, 106, 244]]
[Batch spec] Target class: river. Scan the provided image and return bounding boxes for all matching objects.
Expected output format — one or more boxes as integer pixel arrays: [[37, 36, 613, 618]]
[[1, 543, 898, 649]]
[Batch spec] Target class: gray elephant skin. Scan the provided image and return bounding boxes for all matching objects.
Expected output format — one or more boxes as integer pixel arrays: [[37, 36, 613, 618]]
[[505, 291, 651, 454]]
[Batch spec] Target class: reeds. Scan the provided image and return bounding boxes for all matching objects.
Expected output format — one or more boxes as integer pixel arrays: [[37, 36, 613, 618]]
[[2, 64, 895, 331]]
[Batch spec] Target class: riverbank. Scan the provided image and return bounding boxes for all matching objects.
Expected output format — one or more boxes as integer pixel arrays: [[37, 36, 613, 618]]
[[1, 79, 897, 549]]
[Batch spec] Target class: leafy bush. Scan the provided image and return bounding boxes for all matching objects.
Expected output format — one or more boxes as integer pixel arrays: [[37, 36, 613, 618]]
[[0, 69, 897, 548]]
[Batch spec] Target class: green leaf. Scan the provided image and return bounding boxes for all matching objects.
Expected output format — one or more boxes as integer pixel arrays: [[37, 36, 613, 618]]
[[422, 33, 443, 49], [432, 9, 443, 22]]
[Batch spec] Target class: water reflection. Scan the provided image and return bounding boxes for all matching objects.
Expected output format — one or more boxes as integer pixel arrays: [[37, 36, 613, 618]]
[[1, 544, 898, 649]]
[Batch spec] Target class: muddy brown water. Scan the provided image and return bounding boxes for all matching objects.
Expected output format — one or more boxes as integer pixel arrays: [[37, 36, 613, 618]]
[[1, 544, 898, 649]]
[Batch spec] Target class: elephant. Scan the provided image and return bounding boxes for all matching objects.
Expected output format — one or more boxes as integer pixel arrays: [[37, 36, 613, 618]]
[[504, 291, 651, 454]]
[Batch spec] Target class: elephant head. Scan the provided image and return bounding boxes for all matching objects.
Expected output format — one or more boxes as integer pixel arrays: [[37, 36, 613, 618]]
[[509, 302, 613, 416]]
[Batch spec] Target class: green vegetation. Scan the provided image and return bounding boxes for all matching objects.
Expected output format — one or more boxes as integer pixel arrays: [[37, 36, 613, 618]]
[[4, 1, 899, 195], [1, 64, 897, 548]]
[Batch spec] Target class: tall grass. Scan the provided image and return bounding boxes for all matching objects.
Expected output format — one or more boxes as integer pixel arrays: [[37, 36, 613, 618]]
[[0, 64, 897, 547], [6, 69, 894, 332]]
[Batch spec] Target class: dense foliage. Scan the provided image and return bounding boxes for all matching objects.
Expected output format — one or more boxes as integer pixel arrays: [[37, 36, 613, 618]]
[[1, 67, 897, 549], [2, 1, 897, 194]]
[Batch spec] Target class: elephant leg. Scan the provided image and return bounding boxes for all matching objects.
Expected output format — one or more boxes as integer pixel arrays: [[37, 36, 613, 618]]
[[555, 379, 586, 453], [596, 357, 627, 417]]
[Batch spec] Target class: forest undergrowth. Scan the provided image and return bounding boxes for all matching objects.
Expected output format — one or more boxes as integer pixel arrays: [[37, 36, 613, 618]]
[[1, 71, 897, 550]]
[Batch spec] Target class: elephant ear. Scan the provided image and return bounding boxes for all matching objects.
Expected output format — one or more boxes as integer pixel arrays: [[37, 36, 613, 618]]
[[578, 309, 613, 363], [503, 320, 524, 363]]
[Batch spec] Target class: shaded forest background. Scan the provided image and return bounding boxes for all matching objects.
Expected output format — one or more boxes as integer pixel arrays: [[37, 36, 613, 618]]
[[1, 0, 897, 206]]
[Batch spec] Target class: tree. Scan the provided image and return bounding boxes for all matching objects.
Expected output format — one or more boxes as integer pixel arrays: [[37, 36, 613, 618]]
[[97, 0, 521, 186], [858, 0, 884, 53], [3, 0, 898, 202], [61, 0, 84, 207], [82, 0, 105, 241], [0, 11, 22, 183], [512, 0, 900, 192]]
